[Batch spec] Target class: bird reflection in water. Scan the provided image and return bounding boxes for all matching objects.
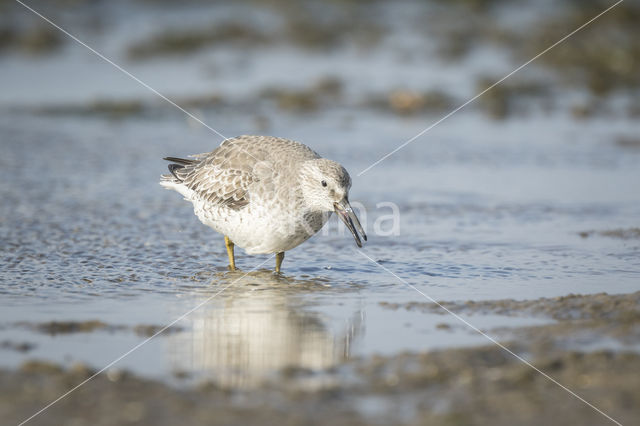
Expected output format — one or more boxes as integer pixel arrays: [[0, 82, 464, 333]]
[[168, 271, 364, 389]]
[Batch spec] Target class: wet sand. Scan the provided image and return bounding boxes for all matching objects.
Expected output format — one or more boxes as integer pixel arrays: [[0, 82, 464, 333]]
[[4, 290, 639, 426], [2, 0, 640, 424]]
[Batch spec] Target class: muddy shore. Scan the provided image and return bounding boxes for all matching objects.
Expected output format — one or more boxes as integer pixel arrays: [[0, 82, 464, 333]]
[[2, 0, 639, 424], [3, 290, 638, 426]]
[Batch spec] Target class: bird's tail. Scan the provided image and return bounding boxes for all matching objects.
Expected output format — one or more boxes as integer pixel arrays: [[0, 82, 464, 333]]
[[160, 157, 198, 198], [161, 157, 195, 183]]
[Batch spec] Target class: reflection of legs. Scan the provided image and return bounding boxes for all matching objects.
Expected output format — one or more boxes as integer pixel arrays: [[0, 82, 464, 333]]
[[275, 252, 285, 274], [225, 236, 236, 271]]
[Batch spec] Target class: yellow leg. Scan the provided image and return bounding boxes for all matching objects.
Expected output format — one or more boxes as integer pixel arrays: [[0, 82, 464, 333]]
[[225, 236, 236, 271], [275, 252, 285, 274]]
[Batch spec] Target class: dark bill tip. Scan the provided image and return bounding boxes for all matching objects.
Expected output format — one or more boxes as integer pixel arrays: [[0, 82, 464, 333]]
[[334, 200, 365, 248]]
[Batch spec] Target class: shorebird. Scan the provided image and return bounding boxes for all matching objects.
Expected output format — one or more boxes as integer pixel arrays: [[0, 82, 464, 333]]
[[160, 135, 366, 273]]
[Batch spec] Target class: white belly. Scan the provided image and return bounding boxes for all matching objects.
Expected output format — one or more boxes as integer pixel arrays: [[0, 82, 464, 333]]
[[193, 198, 330, 254], [163, 180, 329, 254]]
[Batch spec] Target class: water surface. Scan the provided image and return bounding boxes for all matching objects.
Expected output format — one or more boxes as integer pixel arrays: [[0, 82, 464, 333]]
[[1, 0, 639, 389]]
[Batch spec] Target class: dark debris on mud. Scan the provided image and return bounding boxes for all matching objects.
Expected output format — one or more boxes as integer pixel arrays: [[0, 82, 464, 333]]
[[579, 228, 640, 240], [16, 320, 185, 337]]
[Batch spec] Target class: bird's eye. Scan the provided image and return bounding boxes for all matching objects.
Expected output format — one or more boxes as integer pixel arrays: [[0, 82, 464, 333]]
[[321, 180, 327, 187]]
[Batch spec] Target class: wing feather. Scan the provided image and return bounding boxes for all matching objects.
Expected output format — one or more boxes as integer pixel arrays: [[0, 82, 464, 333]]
[[165, 135, 320, 210]]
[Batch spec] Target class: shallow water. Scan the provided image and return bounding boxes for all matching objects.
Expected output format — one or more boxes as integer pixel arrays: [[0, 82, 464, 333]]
[[1, 0, 639, 389]]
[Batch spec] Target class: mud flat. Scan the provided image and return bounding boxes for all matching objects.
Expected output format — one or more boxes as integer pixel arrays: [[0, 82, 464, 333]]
[[3, 291, 639, 426]]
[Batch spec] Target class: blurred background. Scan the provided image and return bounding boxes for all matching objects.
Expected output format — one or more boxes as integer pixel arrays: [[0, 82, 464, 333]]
[[1, 0, 639, 424]]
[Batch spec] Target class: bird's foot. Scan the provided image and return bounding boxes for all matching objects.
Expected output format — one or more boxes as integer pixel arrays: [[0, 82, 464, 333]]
[[275, 252, 285, 274]]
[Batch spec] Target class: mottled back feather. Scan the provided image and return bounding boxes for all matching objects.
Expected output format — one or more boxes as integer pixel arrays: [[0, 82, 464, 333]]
[[165, 135, 319, 210]]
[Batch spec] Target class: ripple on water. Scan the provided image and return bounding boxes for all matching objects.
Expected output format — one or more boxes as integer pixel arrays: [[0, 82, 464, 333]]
[[1, 0, 640, 386]]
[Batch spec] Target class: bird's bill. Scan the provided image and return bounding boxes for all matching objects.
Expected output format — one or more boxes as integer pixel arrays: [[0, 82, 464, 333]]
[[334, 199, 367, 248]]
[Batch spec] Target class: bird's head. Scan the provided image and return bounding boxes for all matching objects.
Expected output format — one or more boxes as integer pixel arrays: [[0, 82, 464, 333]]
[[299, 158, 367, 247]]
